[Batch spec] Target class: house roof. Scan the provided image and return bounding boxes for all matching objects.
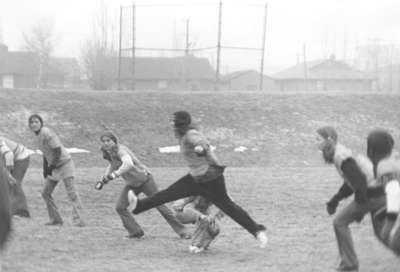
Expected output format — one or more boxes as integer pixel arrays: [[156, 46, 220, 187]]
[[0, 51, 39, 75], [114, 56, 215, 80], [0, 49, 76, 76], [221, 69, 273, 82], [273, 57, 374, 80]]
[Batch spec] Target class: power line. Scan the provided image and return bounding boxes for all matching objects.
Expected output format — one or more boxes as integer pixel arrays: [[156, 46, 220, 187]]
[[121, 46, 217, 52], [222, 45, 262, 51], [129, 2, 265, 8]]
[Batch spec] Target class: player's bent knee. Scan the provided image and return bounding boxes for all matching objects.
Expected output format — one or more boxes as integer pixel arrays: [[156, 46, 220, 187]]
[[333, 217, 346, 228], [41, 190, 50, 200], [116, 205, 128, 214]]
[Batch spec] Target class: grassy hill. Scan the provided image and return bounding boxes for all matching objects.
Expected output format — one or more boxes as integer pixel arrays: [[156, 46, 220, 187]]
[[1, 88, 399, 167]]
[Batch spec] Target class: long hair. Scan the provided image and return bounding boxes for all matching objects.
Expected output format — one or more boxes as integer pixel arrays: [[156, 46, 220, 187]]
[[0, 158, 11, 249], [100, 145, 119, 162], [367, 129, 394, 177], [100, 131, 119, 161]]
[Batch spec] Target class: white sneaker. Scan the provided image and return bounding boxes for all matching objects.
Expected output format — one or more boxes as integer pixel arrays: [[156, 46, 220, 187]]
[[127, 190, 138, 213], [189, 245, 204, 254], [256, 230, 268, 248]]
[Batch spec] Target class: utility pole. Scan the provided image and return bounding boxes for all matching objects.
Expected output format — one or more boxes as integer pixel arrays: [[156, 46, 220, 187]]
[[185, 18, 190, 56], [215, 0, 222, 91], [117, 5, 123, 90], [259, 3, 268, 91], [303, 43, 308, 91], [131, 2, 136, 90]]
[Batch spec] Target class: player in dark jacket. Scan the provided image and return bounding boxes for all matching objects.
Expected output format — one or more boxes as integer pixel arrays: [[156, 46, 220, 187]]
[[317, 126, 383, 271], [128, 111, 268, 249]]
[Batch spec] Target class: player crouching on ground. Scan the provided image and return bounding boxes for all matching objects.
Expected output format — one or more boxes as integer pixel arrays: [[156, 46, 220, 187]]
[[316, 126, 384, 272], [96, 131, 190, 239], [366, 129, 400, 256], [173, 196, 224, 253]]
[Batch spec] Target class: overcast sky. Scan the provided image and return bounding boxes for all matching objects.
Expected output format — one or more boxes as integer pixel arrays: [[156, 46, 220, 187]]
[[1, 0, 400, 73]]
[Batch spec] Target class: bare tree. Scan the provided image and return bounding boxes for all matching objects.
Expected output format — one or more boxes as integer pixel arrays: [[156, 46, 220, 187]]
[[354, 39, 400, 91], [81, 1, 117, 90], [23, 20, 55, 88]]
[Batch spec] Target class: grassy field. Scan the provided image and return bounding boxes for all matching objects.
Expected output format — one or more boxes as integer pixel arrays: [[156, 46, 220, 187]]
[[1, 89, 400, 168], [2, 167, 400, 272], [1, 89, 399, 271]]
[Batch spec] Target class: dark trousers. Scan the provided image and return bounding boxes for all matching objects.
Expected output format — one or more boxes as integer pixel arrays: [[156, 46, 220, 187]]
[[133, 174, 265, 236], [333, 197, 385, 269], [116, 175, 187, 237], [10, 158, 30, 215], [371, 196, 400, 255], [0, 163, 11, 249]]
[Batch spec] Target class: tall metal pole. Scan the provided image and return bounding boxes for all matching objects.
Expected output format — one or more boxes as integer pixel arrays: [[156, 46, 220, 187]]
[[131, 2, 136, 90], [185, 18, 190, 56], [117, 5, 123, 90], [303, 43, 308, 91], [259, 3, 268, 91], [215, 0, 222, 91]]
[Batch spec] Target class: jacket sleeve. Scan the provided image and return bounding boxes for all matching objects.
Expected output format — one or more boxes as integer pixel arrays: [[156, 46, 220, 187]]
[[341, 157, 368, 204], [330, 183, 353, 203]]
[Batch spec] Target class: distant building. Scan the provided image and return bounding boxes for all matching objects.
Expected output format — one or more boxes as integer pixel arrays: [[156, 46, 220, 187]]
[[374, 64, 400, 92], [48, 58, 81, 89], [0, 43, 80, 89], [109, 56, 215, 90], [221, 70, 277, 91], [273, 55, 376, 92]]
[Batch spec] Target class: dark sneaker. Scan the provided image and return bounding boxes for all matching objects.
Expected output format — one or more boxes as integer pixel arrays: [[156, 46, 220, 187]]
[[179, 232, 192, 239], [73, 221, 86, 227], [125, 232, 145, 239], [336, 265, 358, 271], [14, 210, 30, 218], [45, 221, 63, 226]]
